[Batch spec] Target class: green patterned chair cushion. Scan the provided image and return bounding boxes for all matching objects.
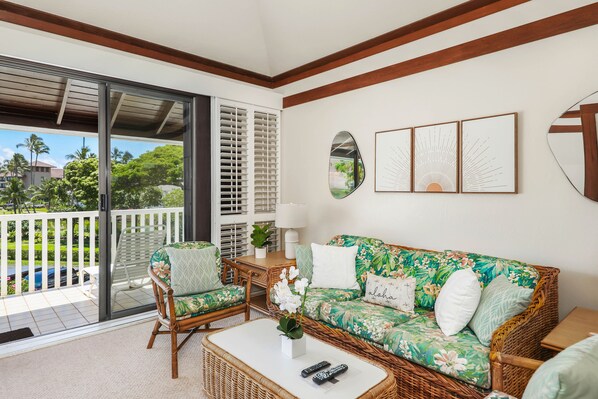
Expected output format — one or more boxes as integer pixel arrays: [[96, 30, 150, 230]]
[[150, 241, 220, 286], [270, 285, 362, 320], [434, 250, 540, 289], [166, 245, 224, 295], [522, 334, 598, 399], [168, 285, 245, 321], [383, 312, 491, 389], [319, 298, 424, 343], [295, 244, 314, 281]]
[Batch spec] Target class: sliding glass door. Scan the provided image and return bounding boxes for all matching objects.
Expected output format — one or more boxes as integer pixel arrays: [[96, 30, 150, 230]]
[[99, 84, 192, 318]]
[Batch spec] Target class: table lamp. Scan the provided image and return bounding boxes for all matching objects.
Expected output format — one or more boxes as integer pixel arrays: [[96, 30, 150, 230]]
[[275, 203, 307, 259]]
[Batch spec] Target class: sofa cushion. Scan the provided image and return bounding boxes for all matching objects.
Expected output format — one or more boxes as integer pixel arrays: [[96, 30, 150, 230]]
[[327, 234, 385, 248], [394, 247, 443, 309], [295, 244, 314, 281], [383, 312, 491, 389], [169, 285, 245, 321], [270, 285, 362, 319], [434, 250, 540, 289], [319, 298, 422, 343]]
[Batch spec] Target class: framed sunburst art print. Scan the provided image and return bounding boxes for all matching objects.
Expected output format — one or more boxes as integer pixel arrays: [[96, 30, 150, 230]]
[[461, 113, 517, 194], [375, 127, 413, 192], [413, 121, 459, 193]]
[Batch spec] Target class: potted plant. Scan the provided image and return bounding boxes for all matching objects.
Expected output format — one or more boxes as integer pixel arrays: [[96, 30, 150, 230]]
[[273, 266, 309, 358], [250, 224, 272, 259]]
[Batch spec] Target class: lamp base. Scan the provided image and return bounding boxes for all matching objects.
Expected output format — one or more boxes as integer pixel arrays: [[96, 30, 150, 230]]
[[284, 229, 299, 259]]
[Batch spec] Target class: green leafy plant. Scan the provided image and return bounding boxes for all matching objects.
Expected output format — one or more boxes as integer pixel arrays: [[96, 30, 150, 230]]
[[250, 224, 272, 249]]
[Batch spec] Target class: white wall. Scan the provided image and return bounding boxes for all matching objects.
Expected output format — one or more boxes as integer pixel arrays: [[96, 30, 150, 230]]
[[0, 23, 282, 109], [281, 26, 598, 317]]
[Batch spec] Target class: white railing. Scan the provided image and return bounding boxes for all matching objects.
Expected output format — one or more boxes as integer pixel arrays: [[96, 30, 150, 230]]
[[0, 207, 183, 297]]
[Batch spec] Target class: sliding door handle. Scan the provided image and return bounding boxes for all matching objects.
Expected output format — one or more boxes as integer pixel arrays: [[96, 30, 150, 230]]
[[100, 194, 107, 211]]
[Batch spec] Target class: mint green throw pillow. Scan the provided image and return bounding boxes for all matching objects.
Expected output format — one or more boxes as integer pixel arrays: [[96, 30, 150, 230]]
[[295, 244, 313, 282], [166, 246, 224, 296], [522, 334, 598, 399], [469, 275, 533, 346]]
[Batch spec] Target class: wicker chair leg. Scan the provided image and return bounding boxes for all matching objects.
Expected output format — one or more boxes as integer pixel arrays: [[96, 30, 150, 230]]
[[245, 304, 250, 321], [205, 323, 210, 329], [146, 320, 161, 349], [171, 330, 178, 379]]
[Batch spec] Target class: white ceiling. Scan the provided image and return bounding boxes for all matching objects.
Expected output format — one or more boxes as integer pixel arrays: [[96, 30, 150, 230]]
[[9, 0, 463, 76]]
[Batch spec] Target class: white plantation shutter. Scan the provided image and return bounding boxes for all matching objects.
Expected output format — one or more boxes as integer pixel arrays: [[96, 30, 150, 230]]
[[254, 111, 279, 213], [213, 100, 281, 262]]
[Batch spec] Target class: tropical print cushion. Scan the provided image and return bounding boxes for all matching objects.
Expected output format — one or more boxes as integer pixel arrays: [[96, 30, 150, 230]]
[[169, 285, 245, 320], [270, 285, 362, 320], [434, 250, 540, 289], [393, 247, 443, 309], [150, 241, 220, 286], [327, 234, 385, 248], [383, 312, 491, 388], [319, 298, 423, 343]]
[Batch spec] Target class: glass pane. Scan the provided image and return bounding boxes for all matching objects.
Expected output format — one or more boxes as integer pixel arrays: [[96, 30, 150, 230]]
[[109, 88, 188, 314], [329, 131, 365, 199]]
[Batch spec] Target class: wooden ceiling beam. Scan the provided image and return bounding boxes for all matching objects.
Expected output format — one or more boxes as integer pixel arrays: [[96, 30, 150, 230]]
[[56, 78, 72, 125], [283, 3, 598, 108], [156, 101, 177, 135]]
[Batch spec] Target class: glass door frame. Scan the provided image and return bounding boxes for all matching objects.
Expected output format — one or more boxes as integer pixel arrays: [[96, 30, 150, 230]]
[[98, 82, 194, 321]]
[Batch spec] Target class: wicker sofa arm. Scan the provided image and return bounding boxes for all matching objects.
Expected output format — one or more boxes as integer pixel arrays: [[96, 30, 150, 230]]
[[489, 266, 559, 397]]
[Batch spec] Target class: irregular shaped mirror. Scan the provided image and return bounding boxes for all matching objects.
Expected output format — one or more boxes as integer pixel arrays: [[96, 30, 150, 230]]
[[548, 91, 598, 202], [329, 131, 365, 199]]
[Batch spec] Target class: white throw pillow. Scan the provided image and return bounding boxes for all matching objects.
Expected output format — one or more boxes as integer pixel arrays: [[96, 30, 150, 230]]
[[364, 273, 416, 313], [310, 244, 360, 290], [434, 268, 482, 336]]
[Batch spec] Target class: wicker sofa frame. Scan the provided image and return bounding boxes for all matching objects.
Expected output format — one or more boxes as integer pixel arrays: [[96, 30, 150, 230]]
[[266, 243, 560, 399]]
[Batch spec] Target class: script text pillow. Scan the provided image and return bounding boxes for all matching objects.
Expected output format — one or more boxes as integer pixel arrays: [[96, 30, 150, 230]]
[[166, 246, 224, 296], [310, 244, 360, 290], [469, 275, 533, 346], [364, 273, 416, 313], [434, 268, 481, 336], [295, 245, 314, 282]]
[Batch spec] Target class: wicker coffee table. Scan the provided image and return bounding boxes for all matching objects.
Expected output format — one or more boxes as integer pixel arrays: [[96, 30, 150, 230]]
[[202, 318, 397, 399]]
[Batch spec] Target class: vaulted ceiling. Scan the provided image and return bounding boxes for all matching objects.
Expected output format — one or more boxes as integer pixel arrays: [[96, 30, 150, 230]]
[[7, 0, 462, 76]]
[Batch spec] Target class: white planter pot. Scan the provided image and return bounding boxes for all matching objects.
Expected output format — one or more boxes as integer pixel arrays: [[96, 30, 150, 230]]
[[281, 335, 306, 359], [255, 247, 267, 259]]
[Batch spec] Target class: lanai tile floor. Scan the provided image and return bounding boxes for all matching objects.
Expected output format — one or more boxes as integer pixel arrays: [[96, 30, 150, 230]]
[[0, 284, 154, 337]]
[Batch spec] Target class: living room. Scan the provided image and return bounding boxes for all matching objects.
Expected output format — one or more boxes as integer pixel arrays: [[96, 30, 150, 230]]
[[0, 1, 597, 398]]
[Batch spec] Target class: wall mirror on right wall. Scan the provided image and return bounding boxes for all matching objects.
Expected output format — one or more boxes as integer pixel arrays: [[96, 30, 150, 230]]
[[548, 91, 598, 202]]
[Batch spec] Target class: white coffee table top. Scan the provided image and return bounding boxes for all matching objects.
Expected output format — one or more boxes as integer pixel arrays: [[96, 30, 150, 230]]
[[206, 318, 389, 399]]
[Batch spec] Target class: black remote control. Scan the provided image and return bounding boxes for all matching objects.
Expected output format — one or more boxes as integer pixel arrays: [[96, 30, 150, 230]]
[[312, 364, 348, 385], [301, 361, 331, 378]]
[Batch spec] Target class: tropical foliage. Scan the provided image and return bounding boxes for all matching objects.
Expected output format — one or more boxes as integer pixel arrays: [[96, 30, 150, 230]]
[[250, 223, 272, 248]]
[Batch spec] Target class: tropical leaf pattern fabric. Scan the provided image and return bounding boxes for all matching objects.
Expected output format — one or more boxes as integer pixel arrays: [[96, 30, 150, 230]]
[[270, 284, 362, 320], [169, 285, 245, 320], [319, 298, 425, 343], [434, 250, 540, 289], [392, 247, 443, 309], [150, 241, 220, 286], [327, 234, 385, 248], [383, 312, 491, 388]]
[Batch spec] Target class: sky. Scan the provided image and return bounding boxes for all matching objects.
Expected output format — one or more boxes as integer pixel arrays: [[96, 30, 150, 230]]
[[0, 129, 165, 168]]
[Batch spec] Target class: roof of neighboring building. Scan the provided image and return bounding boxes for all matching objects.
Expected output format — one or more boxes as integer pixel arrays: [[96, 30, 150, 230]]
[[30, 161, 56, 168], [50, 168, 64, 179]]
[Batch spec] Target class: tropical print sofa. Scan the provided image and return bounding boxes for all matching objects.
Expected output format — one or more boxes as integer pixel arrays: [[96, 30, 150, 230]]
[[267, 235, 560, 399]]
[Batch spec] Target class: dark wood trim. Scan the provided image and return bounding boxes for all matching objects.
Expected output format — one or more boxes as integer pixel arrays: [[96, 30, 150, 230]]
[[460, 112, 518, 194], [549, 125, 584, 133], [580, 104, 598, 201], [272, 0, 529, 87], [0, 1, 274, 88], [283, 3, 598, 108]]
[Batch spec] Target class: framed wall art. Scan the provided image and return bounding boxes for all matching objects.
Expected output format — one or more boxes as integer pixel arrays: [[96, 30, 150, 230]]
[[413, 121, 459, 193], [461, 113, 517, 193], [375, 128, 413, 192]]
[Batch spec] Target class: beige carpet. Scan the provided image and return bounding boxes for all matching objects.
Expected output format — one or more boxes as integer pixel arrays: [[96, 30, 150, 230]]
[[0, 311, 265, 399]]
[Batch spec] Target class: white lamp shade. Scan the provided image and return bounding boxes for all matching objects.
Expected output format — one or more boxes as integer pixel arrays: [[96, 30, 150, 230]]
[[275, 203, 307, 228]]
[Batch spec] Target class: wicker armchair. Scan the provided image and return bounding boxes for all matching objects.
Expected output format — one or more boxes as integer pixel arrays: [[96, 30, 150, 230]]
[[147, 242, 255, 379], [267, 243, 560, 399]]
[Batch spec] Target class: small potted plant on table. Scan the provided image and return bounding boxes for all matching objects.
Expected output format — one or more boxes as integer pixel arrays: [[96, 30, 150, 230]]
[[251, 224, 272, 259]]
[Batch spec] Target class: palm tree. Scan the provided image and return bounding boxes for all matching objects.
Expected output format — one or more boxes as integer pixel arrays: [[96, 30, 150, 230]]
[[112, 147, 133, 164], [17, 134, 49, 186], [5, 153, 29, 178], [66, 145, 96, 161], [0, 178, 28, 214]]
